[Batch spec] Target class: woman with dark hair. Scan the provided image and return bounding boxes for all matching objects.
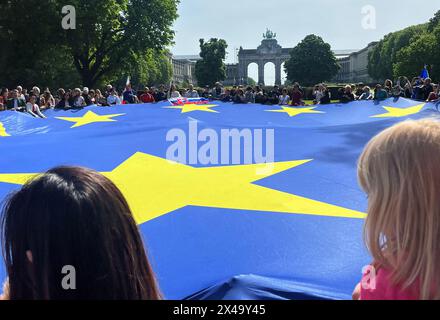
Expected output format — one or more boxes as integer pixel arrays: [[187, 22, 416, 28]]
[[0, 166, 161, 300]]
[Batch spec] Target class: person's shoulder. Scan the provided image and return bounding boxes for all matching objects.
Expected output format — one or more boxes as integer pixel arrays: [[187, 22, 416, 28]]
[[360, 265, 420, 300]]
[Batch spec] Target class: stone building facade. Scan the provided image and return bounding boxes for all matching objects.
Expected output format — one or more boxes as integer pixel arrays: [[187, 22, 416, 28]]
[[333, 42, 378, 84], [171, 55, 200, 85]]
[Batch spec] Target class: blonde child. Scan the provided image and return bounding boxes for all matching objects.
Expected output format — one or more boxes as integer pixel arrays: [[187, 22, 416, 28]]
[[354, 119, 440, 300]]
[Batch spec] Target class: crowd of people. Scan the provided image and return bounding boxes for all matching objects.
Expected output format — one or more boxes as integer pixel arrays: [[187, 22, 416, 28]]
[[0, 84, 169, 118], [0, 75, 438, 119]]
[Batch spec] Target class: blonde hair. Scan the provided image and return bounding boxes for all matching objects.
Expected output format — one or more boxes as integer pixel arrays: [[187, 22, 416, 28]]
[[358, 119, 440, 300]]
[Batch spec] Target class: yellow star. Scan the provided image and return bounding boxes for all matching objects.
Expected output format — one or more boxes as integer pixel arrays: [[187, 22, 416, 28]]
[[164, 103, 219, 113], [266, 106, 324, 117], [55, 111, 125, 128], [371, 103, 425, 118], [0, 152, 365, 224], [0, 122, 10, 137]]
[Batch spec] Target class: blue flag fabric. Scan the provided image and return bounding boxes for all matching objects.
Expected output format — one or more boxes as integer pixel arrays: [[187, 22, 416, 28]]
[[0, 98, 438, 300]]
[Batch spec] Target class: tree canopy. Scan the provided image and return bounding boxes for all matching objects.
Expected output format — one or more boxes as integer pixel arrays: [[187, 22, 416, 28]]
[[0, 0, 179, 88], [367, 24, 427, 81], [284, 35, 339, 86], [195, 38, 228, 87]]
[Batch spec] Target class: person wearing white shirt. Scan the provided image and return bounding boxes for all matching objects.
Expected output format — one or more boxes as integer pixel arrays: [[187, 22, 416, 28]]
[[16, 86, 25, 100], [71, 88, 86, 108], [167, 84, 181, 99], [107, 89, 122, 106]]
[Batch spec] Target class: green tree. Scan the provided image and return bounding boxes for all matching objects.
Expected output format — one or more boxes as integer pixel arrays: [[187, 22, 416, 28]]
[[0, 0, 79, 88], [368, 9, 440, 81], [428, 10, 440, 32], [247, 77, 256, 86], [195, 38, 228, 87], [284, 35, 339, 86], [394, 26, 440, 81], [0, 0, 179, 88]]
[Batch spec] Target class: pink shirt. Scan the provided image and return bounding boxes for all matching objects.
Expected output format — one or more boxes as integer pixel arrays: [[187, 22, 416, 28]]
[[360, 266, 420, 300]]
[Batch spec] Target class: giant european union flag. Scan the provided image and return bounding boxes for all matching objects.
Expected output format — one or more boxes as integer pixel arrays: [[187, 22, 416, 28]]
[[0, 97, 438, 300]]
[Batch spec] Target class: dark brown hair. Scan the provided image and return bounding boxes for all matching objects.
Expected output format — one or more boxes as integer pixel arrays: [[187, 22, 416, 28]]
[[1, 166, 161, 300]]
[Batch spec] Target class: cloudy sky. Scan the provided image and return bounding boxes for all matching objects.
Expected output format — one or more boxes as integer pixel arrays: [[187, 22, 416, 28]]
[[171, 0, 439, 83]]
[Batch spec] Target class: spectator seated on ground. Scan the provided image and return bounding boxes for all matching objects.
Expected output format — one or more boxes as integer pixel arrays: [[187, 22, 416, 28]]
[[279, 88, 291, 105], [95, 89, 109, 106], [72, 88, 86, 108], [0, 88, 9, 111], [374, 84, 388, 101], [82, 87, 94, 106], [167, 84, 181, 99], [31, 87, 43, 106], [26, 95, 46, 118], [233, 89, 246, 104], [254, 89, 267, 105], [384, 79, 393, 96], [220, 89, 232, 102], [422, 78, 434, 101], [123, 85, 139, 104], [355, 83, 364, 98], [266, 86, 280, 105], [107, 88, 122, 106], [404, 82, 413, 98], [427, 84, 439, 102], [340, 85, 355, 103], [42, 88, 56, 110], [312, 84, 324, 105], [319, 85, 331, 104], [391, 85, 404, 98], [201, 86, 211, 99], [358, 86, 373, 100], [6, 89, 26, 111], [290, 85, 304, 106], [244, 87, 255, 103], [55, 92, 72, 110], [184, 85, 199, 98], [0, 166, 161, 300], [154, 85, 168, 102], [411, 77, 425, 100], [211, 82, 224, 100], [16, 86, 26, 100]]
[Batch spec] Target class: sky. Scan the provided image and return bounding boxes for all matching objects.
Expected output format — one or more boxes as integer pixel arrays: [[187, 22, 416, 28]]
[[171, 0, 440, 84]]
